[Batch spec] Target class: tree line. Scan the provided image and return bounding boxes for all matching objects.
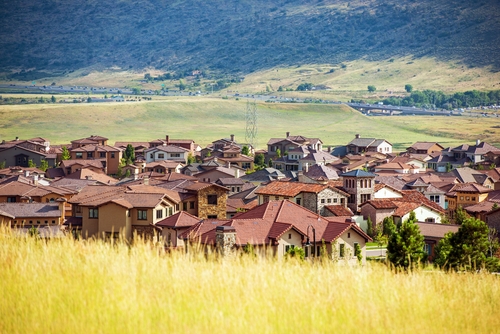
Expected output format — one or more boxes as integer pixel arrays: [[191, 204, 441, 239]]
[[379, 89, 500, 110]]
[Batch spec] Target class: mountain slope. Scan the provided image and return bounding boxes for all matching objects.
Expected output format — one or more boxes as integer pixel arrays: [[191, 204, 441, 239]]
[[1, 0, 499, 73]]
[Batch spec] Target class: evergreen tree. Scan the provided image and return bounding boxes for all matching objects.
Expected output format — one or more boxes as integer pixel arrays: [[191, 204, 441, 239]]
[[387, 212, 425, 270], [187, 152, 196, 164], [268, 158, 273, 168], [276, 148, 281, 158], [27, 159, 36, 168], [366, 216, 374, 238], [39, 160, 49, 172], [123, 144, 135, 165], [383, 216, 397, 237], [254, 153, 265, 167], [241, 145, 250, 156], [454, 206, 469, 225], [61, 146, 71, 160], [434, 217, 499, 272]]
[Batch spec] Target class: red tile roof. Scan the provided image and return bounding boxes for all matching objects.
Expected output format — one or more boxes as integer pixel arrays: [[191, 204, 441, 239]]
[[156, 211, 201, 228]]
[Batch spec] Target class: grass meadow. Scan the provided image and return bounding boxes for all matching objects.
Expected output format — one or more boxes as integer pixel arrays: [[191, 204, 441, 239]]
[[1, 228, 499, 333], [1, 97, 499, 150]]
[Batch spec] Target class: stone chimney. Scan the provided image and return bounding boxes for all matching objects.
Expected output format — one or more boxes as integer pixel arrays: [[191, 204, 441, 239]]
[[304, 163, 309, 173], [355, 134, 360, 139], [230, 134, 235, 142], [215, 226, 237, 257], [24, 170, 30, 177], [286, 132, 290, 138], [33, 174, 38, 186], [234, 168, 240, 178], [226, 161, 231, 169], [143, 176, 149, 186], [166, 135, 170, 145]]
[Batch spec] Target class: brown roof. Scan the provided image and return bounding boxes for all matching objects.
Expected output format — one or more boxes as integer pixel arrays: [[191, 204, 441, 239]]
[[0, 203, 61, 218], [324, 205, 354, 216], [255, 180, 342, 197], [156, 211, 200, 228], [415, 222, 459, 239]]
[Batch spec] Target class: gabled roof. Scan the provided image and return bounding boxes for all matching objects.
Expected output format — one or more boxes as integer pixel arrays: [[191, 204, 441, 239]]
[[144, 145, 189, 154], [0, 203, 61, 218], [255, 181, 345, 197], [341, 170, 377, 178], [446, 183, 493, 196], [323, 205, 353, 217], [156, 211, 201, 228], [415, 222, 459, 239], [407, 142, 444, 151]]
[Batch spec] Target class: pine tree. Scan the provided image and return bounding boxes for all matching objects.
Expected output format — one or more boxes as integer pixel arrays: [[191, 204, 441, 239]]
[[383, 216, 397, 237], [387, 212, 425, 270], [61, 146, 71, 161], [39, 160, 49, 172], [366, 216, 374, 237]]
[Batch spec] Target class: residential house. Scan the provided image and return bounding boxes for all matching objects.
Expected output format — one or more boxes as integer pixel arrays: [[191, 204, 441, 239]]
[[340, 170, 377, 213], [406, 142, 444, 155], [144, 145, 189, 164], [145, 161, 183, 174], [68, 184, 182, 240], [70, 145, 122, 175], [346, 134, 392, 154], [179, 200, 371, 263], [156, 211, 201, 248], [254, 180, 349, 216], [0, 144, 56, 169], [0, 200, 66, 229], [416, 222, 459, 261], [445, 183, 492, 219], [70, 135, 109, 149], [267, 132, 323, 160], [428, 140, 498, 172]]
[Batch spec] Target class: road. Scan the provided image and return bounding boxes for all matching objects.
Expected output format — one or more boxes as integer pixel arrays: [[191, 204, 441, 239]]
[[366, 248, 386, 258]]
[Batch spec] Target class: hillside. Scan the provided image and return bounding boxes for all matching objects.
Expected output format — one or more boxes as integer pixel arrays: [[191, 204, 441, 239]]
[[1, 97, 499, 149], [1, 0, 499, 75]]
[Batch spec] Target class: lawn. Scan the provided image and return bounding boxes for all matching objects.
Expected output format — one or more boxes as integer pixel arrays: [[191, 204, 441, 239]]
[[0, 229, 498, 333], [1, 97, 498, 149]]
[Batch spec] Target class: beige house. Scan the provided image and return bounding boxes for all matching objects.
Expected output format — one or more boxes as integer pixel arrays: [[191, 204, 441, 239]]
[[68, 184, 181, 240]]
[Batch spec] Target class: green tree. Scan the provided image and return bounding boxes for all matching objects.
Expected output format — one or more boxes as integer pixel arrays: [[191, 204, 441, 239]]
[[123, 144, 135, 165], [254, 153, 265, 167], [454, 206, 469, 225], [27, 159, 36, 168], [435, 217, 499, 272], [39, 160, 49, 172], [51, 95, 56, 103], [383, 216, 397, 237], [296, 83, 313, 91], [0, 161, 5, 169], [132, 87, 141, 95], [285, 245, 305, 260], [187, 152, 196, 164], [404, 84, 413, 93], [367, 85, 377, 93], [276, 148, 281, 158], [241, 145, 250, 156], [354, 243, 363, 263], [366, 216, 374, 238], [268, 158, 273, 168], [387, 212, 425, 270], [61, 146, 71, 160], [87, 97, 92, 103]]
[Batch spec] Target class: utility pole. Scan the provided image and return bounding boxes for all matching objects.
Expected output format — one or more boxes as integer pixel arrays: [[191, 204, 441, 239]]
[[245, 100, 258, 149]]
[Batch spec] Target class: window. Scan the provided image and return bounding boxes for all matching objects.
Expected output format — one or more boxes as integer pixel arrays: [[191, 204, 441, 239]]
[[423, 244, 431, 255], [76, 152, 83, 159], [44, 220, 48, 225], [52, 220, 56, 224], [158, 153, 165, 159], [99, 152, 106, 158], [183, 202, 188, 211], [288, 233, 292, 239], [339, 244, 345, 257], [75, 206, 82, 213], [296, 198, 301, 205], [89, 208, 98, 219], [275, 196, 279, 200], [171, 153, 180, 158], [242, 163, 251, 169], [111, 152, 115, 158], [207, 215, 217, 219], [334, 198, 338, 203], [472, 197, 476, 201], [263, 196, 269, 203], [466, 196, 470, 201], [138, 210, 147, 220], [7, 197, 16, 203], [207, 195, 217, 205], [167, 232, 172, 245], [327, 199, 332, 203], [87, 151, 93, 158], [156, 209, 163, 219], [321, 199, 325, 204], [425, 218, 435, 223], [190, 201, 195, 209], [460, 196, 464, 200], [430, 195, 440, 203]]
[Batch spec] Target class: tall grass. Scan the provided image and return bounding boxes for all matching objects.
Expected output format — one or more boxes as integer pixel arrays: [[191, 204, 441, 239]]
[[1, 228, 499, 333]]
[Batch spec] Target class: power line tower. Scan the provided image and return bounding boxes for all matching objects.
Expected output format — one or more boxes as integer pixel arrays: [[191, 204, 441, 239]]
[[245, 100, 258, 149]]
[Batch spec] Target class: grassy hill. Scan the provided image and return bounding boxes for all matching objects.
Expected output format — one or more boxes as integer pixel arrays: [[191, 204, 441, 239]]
[[1, 0, 499, 75], [1, 97, 499, 149]]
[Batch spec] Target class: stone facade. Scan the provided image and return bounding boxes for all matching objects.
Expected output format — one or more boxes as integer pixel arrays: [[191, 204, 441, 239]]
[[197, 186, 228, 219], [302, 188, 347, 215], [343, 175, 375, 213], [215, 226, 236, 256]]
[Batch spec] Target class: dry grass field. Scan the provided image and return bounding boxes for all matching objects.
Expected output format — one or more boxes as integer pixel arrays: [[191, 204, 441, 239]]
[[1, 228, 499, 333], [1, 97, 499, 149]]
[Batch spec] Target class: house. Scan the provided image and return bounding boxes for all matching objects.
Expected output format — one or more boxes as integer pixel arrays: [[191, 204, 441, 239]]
[[254, 180, 349, 215], [148, 135, 197, 153], [374, 162, 421, 174], [70, 135, 109, 148], [59, 159, 106, 176], [156, 211, 201, 248], [360, 190, 445, 227], [194, 165, 244, 183], [179, 200, 371, 263], [145, 161, 183, 174], [0, 200, 66, 229], [0, 144, 57, 169], [450, 167, 495, 189], [416, 222, 459, 261], [445, 183, 492, 220], [144, 145, 189, 164], [70, 145, 122, 175], [68, 184, 182, 240], [406, 142, 444, 155], [267, 132, 323, 160], [297, 164, 340, 183], [346, 134, 392, 154], [428, 140, 499, 172], [340, 169, 377, 213], [240, 167, 289, 185], [180, 182, 229, 219]]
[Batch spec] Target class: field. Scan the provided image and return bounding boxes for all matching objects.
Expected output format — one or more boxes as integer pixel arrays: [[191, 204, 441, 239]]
[[1, 96, 499, 150], [0, 229, 499, 333]]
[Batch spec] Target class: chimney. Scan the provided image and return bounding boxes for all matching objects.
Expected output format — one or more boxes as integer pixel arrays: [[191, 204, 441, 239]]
[[85, 175, 93, 180], [226, 161, 231, 169], [143, 176, 149, 186], [215, 226, 237, 257], [476, 139, 481, 146], [230, 134, 235, 142], [286, 132, 290, 138], [56, 198, 67, 223], [328, 146, 332, 153], [33, 174, 39, 186], [234, 168, 240, 178], [15, 136, 19, 141], [304, 163, 309, 173], [355, 134, 360, 139], [24, 170, 30, 177], [166, 135, 169, 145]]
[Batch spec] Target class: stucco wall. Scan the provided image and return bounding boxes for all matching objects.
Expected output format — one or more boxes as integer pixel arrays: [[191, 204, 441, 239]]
[[277, 229, 303, 259], [98, 203, 129, 239]]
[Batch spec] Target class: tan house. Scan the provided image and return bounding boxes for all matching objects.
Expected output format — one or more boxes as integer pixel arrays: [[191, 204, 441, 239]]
[[70, 145, 122, 175], [406, 142, 444, 155], [0, 200, 66, 229], [68, 184, 181, 240], [156, 211, 201, 247], [446, 183, 492, 220], [182, 182, 229, 219]]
